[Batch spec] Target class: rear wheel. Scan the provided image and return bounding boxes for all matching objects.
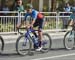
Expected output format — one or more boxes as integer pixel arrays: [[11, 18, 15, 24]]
[[41, 33, 52, 52], [64, 31, 75, 50], [16, 35, 32, 56], [0, 36, 4, 54]]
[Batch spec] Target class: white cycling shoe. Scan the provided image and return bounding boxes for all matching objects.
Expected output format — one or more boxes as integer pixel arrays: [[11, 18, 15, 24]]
[[35, 47, 43, 51]]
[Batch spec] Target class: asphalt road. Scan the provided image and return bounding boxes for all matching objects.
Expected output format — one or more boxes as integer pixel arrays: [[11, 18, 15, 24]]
[[0, 35, 75, 60]]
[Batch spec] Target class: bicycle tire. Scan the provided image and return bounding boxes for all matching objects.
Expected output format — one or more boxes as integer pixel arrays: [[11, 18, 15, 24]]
[[0, 36, 4, 54], [63, 30, 75, 50], [16, 35, 32, 56], [41, 33, 52, 53]]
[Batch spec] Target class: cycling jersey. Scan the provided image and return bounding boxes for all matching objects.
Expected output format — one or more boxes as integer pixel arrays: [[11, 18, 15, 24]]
[[24, 9, 44, 29], [24, 9, 44, 21], [70, 14, 75, 20]]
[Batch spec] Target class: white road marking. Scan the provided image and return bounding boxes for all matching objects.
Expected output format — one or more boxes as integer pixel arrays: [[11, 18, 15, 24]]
[[32, 53, 75, 60]]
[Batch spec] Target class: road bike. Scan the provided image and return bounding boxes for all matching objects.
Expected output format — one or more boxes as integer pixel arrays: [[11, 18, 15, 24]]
[[0, 36, 4, 54], [16, 27, 52, 55], [63, 24, 75, 50]]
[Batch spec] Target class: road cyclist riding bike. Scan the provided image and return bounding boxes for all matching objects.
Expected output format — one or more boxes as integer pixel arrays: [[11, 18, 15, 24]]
[[16, 4, 48, 51], [64, 7, 75, 50]]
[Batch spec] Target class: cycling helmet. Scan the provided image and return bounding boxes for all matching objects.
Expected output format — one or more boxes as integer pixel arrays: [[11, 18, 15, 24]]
[[26, 4, 33, 9]]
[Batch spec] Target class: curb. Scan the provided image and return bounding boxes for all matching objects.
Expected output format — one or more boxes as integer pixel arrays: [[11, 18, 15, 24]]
[[1, 32, 66, 40]]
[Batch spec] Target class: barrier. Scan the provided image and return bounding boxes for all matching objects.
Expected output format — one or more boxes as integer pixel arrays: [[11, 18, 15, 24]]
[[0, 11, 72, 34]]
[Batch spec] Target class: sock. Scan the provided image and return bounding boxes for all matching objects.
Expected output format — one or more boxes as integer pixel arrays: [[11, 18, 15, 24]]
[[34, 32, 38, 37], [38, 41, 42, 47]]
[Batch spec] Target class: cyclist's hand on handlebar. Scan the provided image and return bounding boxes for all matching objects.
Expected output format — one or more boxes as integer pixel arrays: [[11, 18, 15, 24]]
[[16, 25, 20, 29], [26, 24, 33, 29]]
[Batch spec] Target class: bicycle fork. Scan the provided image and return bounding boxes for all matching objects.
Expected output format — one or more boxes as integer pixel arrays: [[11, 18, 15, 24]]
[[22, 34, 28, 46]]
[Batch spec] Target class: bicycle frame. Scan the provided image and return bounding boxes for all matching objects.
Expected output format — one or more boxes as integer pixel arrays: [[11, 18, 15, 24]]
[[20, 28, 38, 45], [25, 27, 38, 37], [24, 28, 47, 45]]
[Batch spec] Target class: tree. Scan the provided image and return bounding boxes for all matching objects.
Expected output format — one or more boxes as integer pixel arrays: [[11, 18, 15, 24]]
[[29, 0, 34, 4], [56, 0, 65, 11], [51, 0, 57, 12], [1, 0, 14, 10]]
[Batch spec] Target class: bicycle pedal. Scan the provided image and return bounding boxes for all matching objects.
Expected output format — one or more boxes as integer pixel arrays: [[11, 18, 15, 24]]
[[42, 41, 47, 45]]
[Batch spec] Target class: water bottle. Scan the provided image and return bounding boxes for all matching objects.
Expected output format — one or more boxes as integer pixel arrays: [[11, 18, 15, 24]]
[[32, 36, 38, 45]]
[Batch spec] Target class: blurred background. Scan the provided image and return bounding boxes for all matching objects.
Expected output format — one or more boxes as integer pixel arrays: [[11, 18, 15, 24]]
[[0, 0, 75, 32], [0, 0, 75, 12]]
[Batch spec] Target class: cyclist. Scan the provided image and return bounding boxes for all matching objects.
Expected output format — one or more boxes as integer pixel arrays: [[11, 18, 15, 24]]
[[16, 4, 44, 51], [68, 8, 75, 26]]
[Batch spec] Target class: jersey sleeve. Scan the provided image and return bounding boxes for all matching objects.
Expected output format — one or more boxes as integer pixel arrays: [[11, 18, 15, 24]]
[[70, 14, 73, 20], [24, 13, 29, 21], [32, 11, 38, 20]]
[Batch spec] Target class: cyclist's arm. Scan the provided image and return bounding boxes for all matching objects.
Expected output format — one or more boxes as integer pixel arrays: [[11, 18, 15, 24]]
[[16, 20, 24, 28], [24, 13, 30, 26], [68, 19, 74, 26], [68, 14, 74, 26], [30, 19, 35, 27], [68, 19, 72, 26], [29, 11, 37, 27]]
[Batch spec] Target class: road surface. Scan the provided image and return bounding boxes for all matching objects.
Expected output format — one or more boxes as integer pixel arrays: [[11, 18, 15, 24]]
[[0, 32, 75, 60]]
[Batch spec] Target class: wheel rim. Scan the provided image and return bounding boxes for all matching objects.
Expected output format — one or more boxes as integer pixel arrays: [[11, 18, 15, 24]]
[[17, 36, 31, 55], [42, 34, 51, 52], [64, 31, 74, 50], [0, 39, 2, 53]]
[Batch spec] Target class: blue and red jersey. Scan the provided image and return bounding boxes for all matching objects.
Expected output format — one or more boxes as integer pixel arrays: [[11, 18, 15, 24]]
[[24, 9, 44, 21]]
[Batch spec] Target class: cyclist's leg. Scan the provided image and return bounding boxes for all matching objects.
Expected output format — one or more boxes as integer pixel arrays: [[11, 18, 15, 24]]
[[38, 19, 44, 46], [72, 20, 75, 30], [33, 19, 39, 49], [33, 18, 44, 51], [36, 18, 44, 51], [33, 19, 38, 37], [38, 29, 42, 46]]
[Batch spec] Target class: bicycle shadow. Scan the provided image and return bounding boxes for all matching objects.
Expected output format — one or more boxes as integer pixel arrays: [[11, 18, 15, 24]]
[[50, 48, 66, 51], [0, 48, 75, 58], [0, 51, 34, 58], [0, 53, 24, 58], [50, 47, 75, 51]]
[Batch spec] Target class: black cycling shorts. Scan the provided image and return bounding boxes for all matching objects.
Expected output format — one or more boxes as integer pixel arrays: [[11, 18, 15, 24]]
[[33, 18, 44, 30]]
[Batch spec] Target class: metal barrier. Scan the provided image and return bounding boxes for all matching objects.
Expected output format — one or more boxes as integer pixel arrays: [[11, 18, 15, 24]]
[[0, 11, 72, 33], [20, 12, 57, 29], [0, 11, 19, 33]]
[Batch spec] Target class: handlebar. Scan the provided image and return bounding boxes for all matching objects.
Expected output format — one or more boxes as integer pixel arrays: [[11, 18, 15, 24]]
[[17, 27, 39, 35], [17, 27, 27, 29], [17, 27, 26, 35]]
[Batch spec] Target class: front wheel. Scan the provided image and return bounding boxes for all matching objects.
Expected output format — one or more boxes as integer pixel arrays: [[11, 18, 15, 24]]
[[63, 30, 75, 50], [16, 35, 32, 56], [41, 33, 52, 52]]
